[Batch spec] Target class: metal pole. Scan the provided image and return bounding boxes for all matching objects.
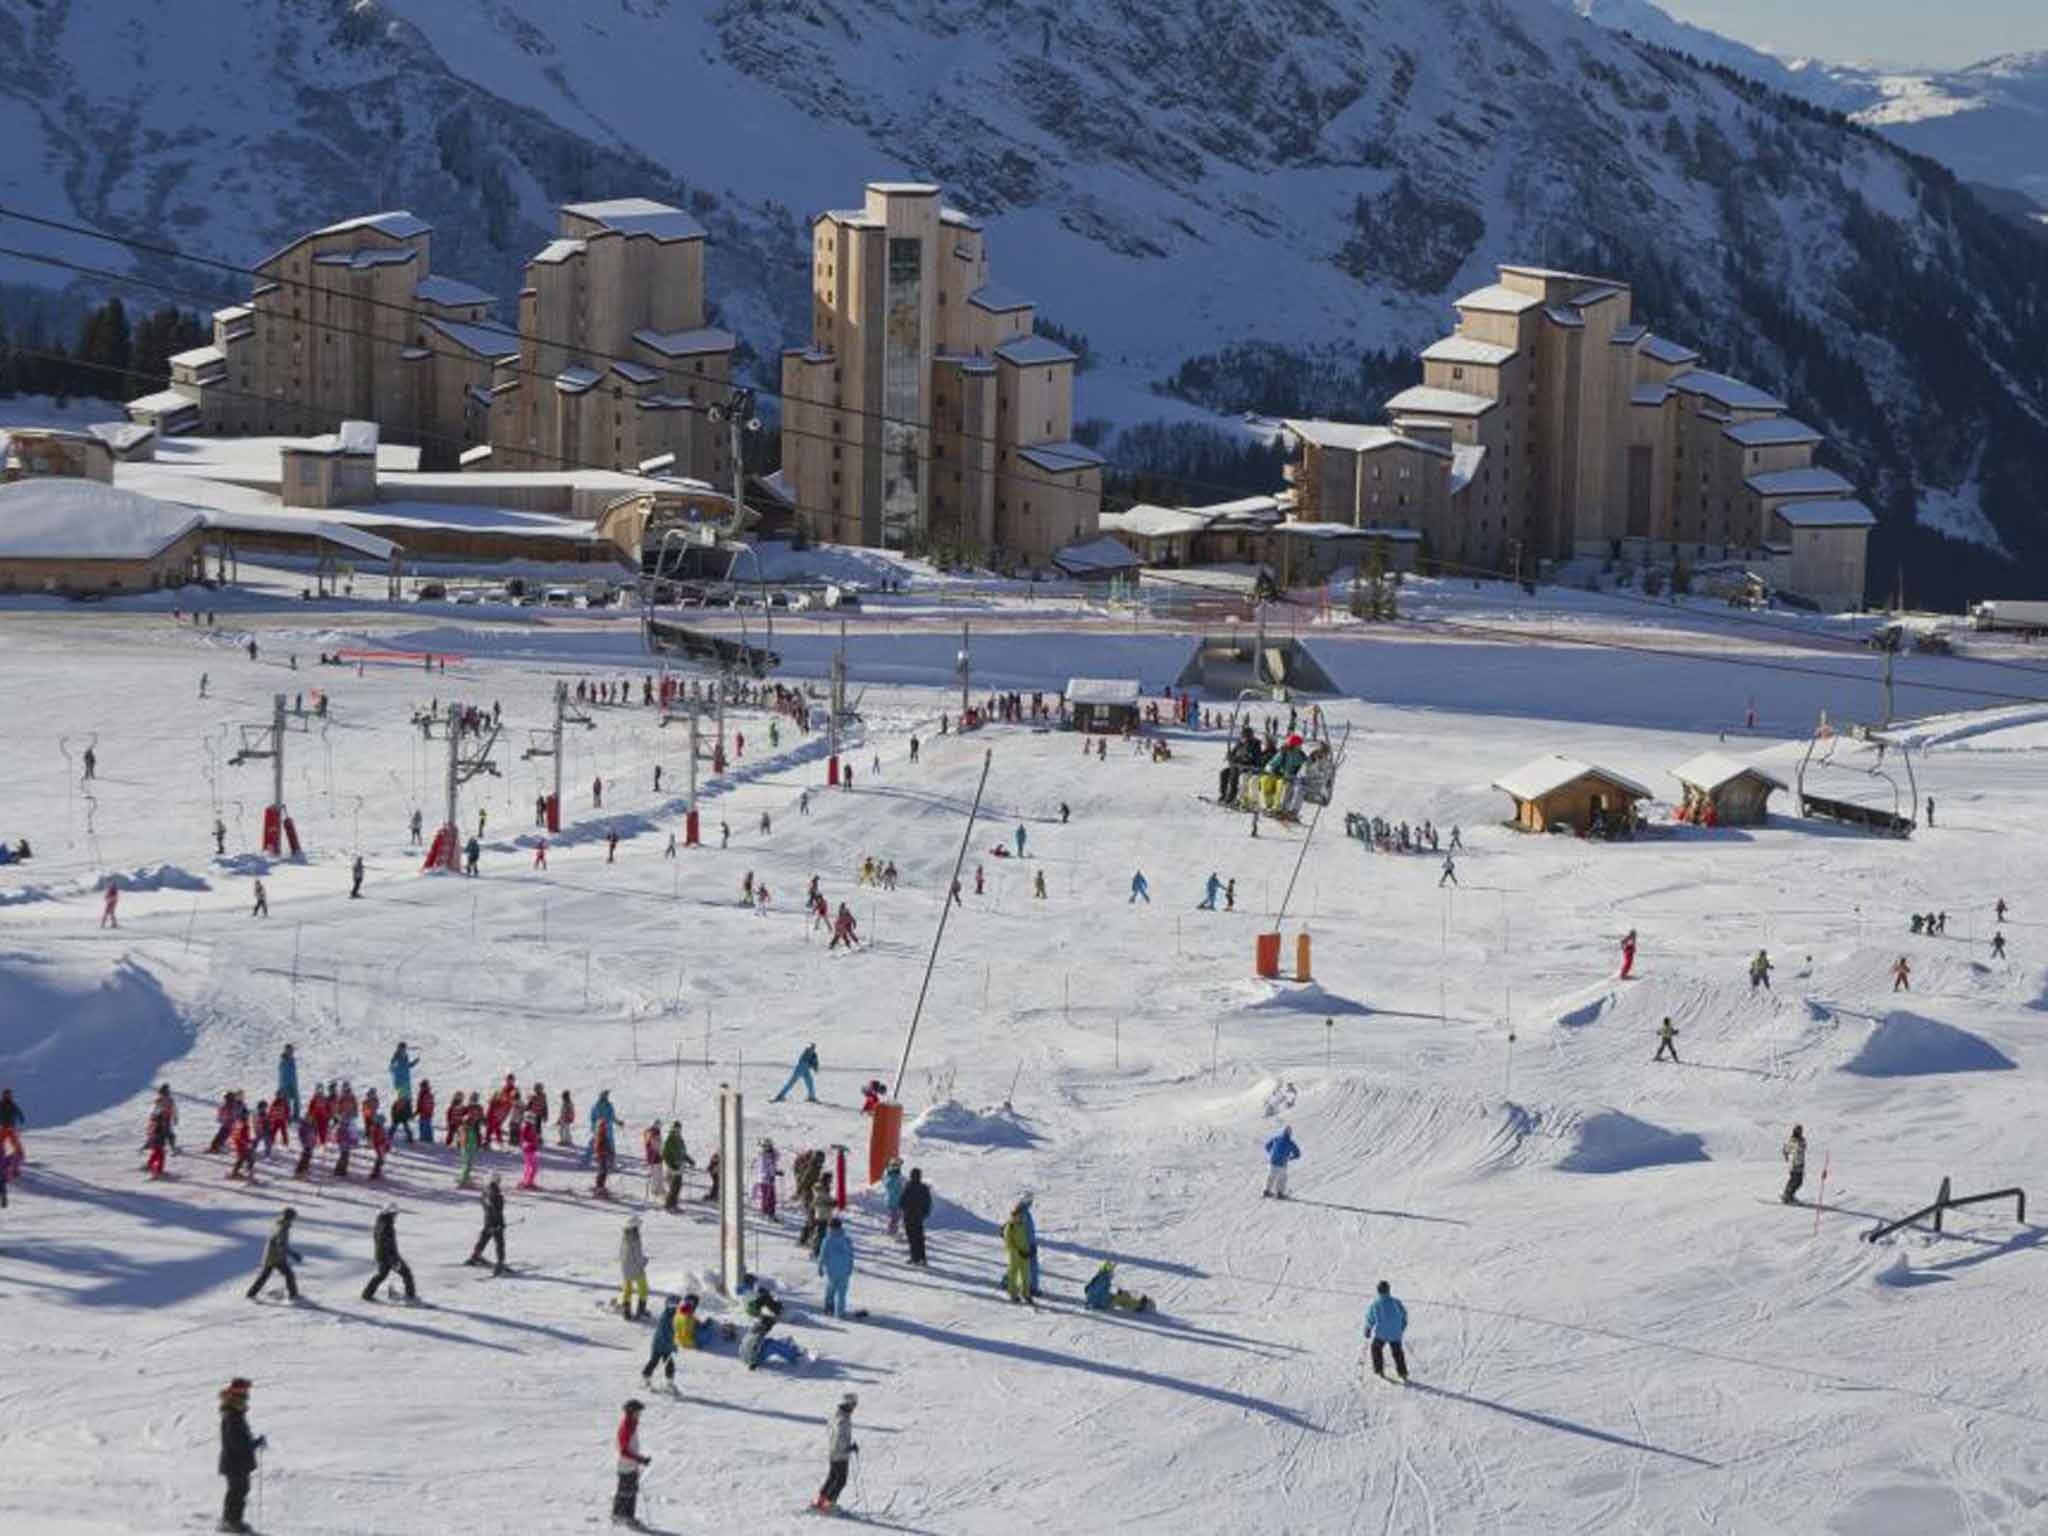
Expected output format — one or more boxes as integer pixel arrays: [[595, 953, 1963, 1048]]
[[890, 749, 993, 1099], [960, 619, 971, 719], [553, 681, 565, 817], [271, 693, 286, 827]]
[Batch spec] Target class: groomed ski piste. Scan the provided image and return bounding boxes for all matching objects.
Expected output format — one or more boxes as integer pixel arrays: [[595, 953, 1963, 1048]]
[[2, 585, 2045, 1535]]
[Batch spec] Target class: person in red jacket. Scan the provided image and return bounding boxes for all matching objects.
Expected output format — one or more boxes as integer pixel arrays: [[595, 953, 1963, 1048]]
[[366, 1114, 391, 1180], [614, 1400, 652, 1526], [1619, 928, 1637, 980], [144, 1105, 171, 1179], [305, 1088, 332, 1148], [266, 1095, 290, 1151], [443, 1090, 464, 1147], [227, 1110, 256, 1181], [414, 1079, 435, 1145]]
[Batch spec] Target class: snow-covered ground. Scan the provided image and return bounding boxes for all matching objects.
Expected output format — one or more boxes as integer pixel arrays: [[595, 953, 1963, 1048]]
[[2, 605, 2045, 1534]]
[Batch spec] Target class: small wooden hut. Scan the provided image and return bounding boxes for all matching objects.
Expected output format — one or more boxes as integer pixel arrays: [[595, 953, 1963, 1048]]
[[1494, 754, 1653, 835], [1065, 678, 1141, 733], [1670, 753, 1786, 827]]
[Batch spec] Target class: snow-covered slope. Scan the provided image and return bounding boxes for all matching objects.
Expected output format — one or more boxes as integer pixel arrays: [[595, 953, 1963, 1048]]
[[3, 0, 2046, 595]]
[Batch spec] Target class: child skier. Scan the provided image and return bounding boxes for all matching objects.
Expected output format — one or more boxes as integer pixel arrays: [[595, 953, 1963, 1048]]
[[813, 1394, 859, 1514], [1364, 1279, 1411, 1382]]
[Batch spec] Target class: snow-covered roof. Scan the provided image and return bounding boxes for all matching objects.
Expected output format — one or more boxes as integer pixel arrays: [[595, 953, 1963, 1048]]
[[1277, 519, 1368, 539], [1640, 333, 1701, 366], [1746, 466, 1853, 497], [88, 422, 156, 453], [314, 211, 430, 242], [423, 316, 520, 361], [201, 510, 400, 561], [1100, 504, 1212, 538], [1545, 305, 1585, 329], [1772, 498, 1876, 529], [0, 480, 205, 559], [414, 275, 496, 308], [1051, 537, 1141, 574], [1385, 385, 1497, 418], [1065, 678, 1141, 705], [313, 247, 416, 270], [1498, 264, 1604, 284], [1455, 283, 1544, 315], [532, 239, 587, 265], [994, 335, 1077, 367], [168, 345, 224, 370], [968, 283, 1034, 314], [868, 181, 940, 195], [1670, 753, 1787, 794], [1421, 336, 1517, 367], [1723, 418, 1822, 447], [1284, 419, 1404, 452], [126, 389, 201, 420], [213, 304, 252, 325], [555, 367, 602, 395], [633, 326, 735, 358], [287, 420, 379, 457], [1360, 525, 1423, 542], [1672, 370, 1786, 412], [561, 198, 705, 242], [1198, 494, 1285, 522], [1450, 443, 1487, 495], [1493, 754, 1653, 803], [939, 206, 982, 231], [1016, 441, 1106, 474]]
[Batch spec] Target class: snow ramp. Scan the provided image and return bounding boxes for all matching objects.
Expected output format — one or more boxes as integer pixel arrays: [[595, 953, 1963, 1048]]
[[1554, 1110, 1709, 1174], [1841, 1012, 2015, 1077], [0, 953, 196, 1124]]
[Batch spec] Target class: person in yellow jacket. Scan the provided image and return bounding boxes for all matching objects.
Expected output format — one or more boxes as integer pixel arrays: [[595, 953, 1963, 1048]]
[[1002, 1203, 1035, 1306]]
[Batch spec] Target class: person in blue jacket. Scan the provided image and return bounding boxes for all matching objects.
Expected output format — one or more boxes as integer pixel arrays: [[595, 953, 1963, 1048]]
[[882, 1157, 906, 1237], [817, 1217, 856, 1317], [1199, 873, 1223, 910], [773, 1044, 820, 1104], [1083, 1260, 1152, 1312], [583, 1089, 620, 1165], [388, 1041, 420, 1100], [1014, 824, 1027, 858], [276, 1045, 301, 1122], [1017, 1191, 1041, 1297], [1129, 871, 1150, 904], [1263, 1125, 1301, 1199], [1364, 1279, 1410, 1382]]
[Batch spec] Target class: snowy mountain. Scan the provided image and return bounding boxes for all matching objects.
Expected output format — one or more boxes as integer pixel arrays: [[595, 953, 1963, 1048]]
[[1, 0, 2045, 600]]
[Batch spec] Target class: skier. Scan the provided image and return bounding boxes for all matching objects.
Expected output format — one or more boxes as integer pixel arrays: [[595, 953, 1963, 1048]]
[[1015, 823, 1027, 858], [387, 1042, 420, 1104], [1620, 928, 1637, 980], [533, 838, 548, 871], [464, 836, 480, 876], [1364, 1279, 1411, 1382], [1925, 795, 1934, 827], [1083, 1260, 1152, 1312], [829, 903, 860, 950], [557, 1089, 576, 1148], [200, 672, 210, 700], [363, 1204, 417, 1301], [82, 745, 95, 781], [214, 817, 227, 856], [1002, 1201, 1035, 1304], [1263, 1124, 1301, 1199], [227, 1108, 256, 1181], [467, 1174, 509, 1274], [1449, 824, 1462, 851], [1891, 955, 1912, 992], [1996, 897, 2009, 924], [1018, 1191, 1042, 1297], [100, 882, 119, 929], [1992, 930, 2008, 960], [217, 1378, 266, 1535], [1224, 878, 1235, 912], [518, 1111, 540, 1189], [818, 1216, 856, 1317], [593, 1113, 618, 1197], [414, 1079, 434, 1145], [409, 808, 423, 845], [1781, 1124, 1807, 1205], [1438, 853, 1458, 887], [607, 830, 619, 864], [1653, 1016, 1679, 1064], [901, 1167, 933, 1266], [1749, 949, 1773, 991], [1033, 870, 1047, 900], [756, 1139, 781, 1219], [619, 1215, 650, 1318], [813, 1394, 859, 1515], [1199, 872, 1223, 910], [144, 1101, 172, 1179], [641, 1294, 685, 1387], [772, 1043, 821, 1104], [586, 1089, 621, 1163], [593, 775, 604, 809], [245, 1207, 302, 1301], [802, 1172, 835, 1257], [661, 1121, 694, 1211], [613, 1398, 652, 1529], [882, 1157, 906, 1237], [251, 879, 268, 918], [350, 855, 365, 899], [1129, 870, 1151, 904]]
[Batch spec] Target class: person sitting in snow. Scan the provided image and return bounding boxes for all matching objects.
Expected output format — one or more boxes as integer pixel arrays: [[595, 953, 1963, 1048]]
[[1083, 1261, 1152, 1313]]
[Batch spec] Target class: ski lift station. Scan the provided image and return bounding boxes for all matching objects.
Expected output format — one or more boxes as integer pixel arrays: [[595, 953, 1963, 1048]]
[[1064, 678, 1141, 733]]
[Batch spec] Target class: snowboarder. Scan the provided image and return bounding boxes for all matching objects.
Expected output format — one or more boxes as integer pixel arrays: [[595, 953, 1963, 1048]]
[[217, 1378, 266, 1534], [1620, 928, 1637, 980], [1200, 872, 1223, 910], [619, 1215, 650, 1318], [900, 1167, 932, 1266], [1439, 854, 1458, 887], [1263, 1125, 1301, 1199], [467, 1174, 509, 1273], [245, 1207, 302, 1301], [1749, 949, 1772, 991], [350, 855, 365, 898], [813, 1394, 859, 1514], [1781, 1124, 1807, 1205], [773, 1043, 820, 1104], [363, 1204, 417, 1301], [613, 1399, 652, 1528], [1891, 955, 1912, 992], [1364, 1279, 1411, 1382], [1653, 1016, 1679, 1064], [1002, 1201, 1035, 1304], [250, 879, 268, 918], [1129, 870, 1151, 904], [818, 1216, 856, 1317]]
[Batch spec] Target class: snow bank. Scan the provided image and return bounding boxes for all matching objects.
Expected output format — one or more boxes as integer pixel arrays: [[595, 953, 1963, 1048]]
[[0, 883, 58, 908], [0, 955, 195, 1125], [102, 862, 211, 894], [1244, 980, 1370, 1017], [910, 1098, 1040, 1148], [1555, 1110, 1708, 1174], [1554, 991, 1614, 1029], [1841, 1012, 2016, 1077]]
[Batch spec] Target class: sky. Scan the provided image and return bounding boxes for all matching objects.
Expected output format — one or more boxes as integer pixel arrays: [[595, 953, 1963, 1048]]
[[1657, 0, 2048, 70]]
